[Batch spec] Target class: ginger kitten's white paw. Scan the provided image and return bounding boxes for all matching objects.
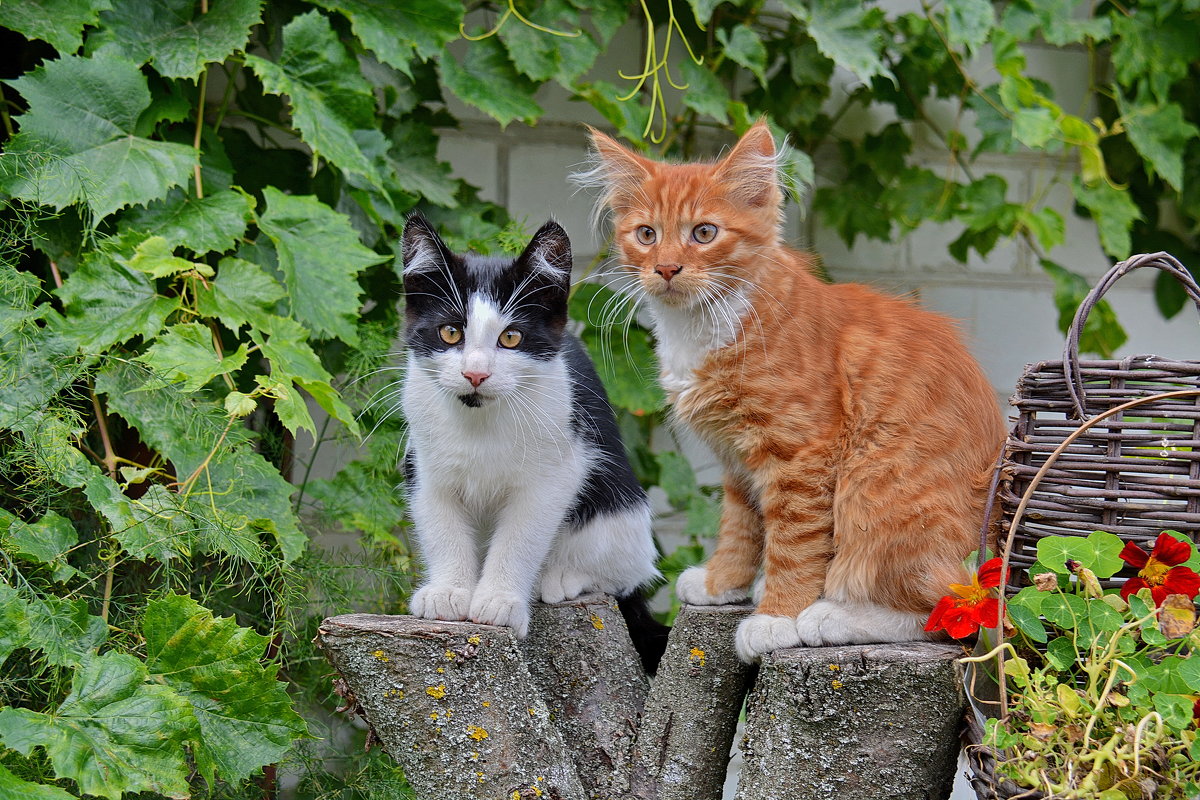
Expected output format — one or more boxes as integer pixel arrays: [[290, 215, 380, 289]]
[[795, 599, 929, 646], [469, 591, 530, 637], [675, 566, 751, 605], [735, 613, 801, 663], [409, 584, 472, 622], [540, 567, 588, 604]]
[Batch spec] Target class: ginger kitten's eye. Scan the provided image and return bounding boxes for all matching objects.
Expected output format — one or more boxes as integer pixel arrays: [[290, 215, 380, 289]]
[[635, 226, 657, 245], [438, 325, 463, 345], [692, 223, 718, 244], [498, 329, 523, 349]]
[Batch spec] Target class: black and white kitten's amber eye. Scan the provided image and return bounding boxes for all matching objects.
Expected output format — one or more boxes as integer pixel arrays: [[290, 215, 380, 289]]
[[692, 223, 718, 244], [438, 324, 463, 345], [498, 329, 523, 349], [635, 225, 657, 245]]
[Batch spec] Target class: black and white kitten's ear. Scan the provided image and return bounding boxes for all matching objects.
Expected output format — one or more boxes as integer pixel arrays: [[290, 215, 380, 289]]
[[714, 119, 784, 213], [573, 127, 656, 226], [401, 213, 452, 278], [519, 220, 573, 286]]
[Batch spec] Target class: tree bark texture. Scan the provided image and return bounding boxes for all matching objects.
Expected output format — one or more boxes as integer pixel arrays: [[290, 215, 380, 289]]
[[631, 604, 756, 800], [317, 613, 587, 800], [734, 642, 967, 800]]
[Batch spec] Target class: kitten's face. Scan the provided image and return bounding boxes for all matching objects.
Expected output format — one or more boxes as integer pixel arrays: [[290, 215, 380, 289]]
[[584, 122, 783, 310], [401, 216, 571, 407]]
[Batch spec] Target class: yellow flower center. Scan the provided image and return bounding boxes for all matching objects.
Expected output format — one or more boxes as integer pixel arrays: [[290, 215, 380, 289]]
[[949, 573, 989, 606], [1140, 557, 1171, 586]]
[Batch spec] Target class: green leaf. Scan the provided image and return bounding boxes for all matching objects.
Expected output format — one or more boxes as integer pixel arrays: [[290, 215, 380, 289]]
[[25, 596, 107, 668], [1006, 601, 1047, 643], [1041, 592, 1088, 630], [244, 11, 382, 183], [1110, 9, 1200, 104], [135, 322, 248, 392], [0, 763, 77, 800], [945, 0, 993, 54], [1118, 92, 1200, 193], [0, 651, 194, 800], [1041, 259, 1128, 358], [717, 25, 768, 86], [1011, 107, 1057, 148], [1000, 0, 1110, 46], [2, 511, 80, 582], [256, 375, 317, 438], [122, 235, 213, 278], [1020, 206, 1065, 251], [252, 316, 360, 436], [194, 257, 286, 333], [574, 80, 652, 144], [0, 583, 31, 666], [686, 0, 724, 27], [380, 120, 462, 208], [1044, 634, 1077, 670], [500, 0, 595, 84], [311, 0, 463, 72], [439, 36, 544, 127], [1, 52, 196, 220], [144, 595, 307, 783], [677, 59, 729, 124], [783, 0, 892, 85], [656, 451, 702, 511], [307, 457, 408, 542], [1071, 177, 1141, 261], [93, 0, 262, 79], [0, 0, 113, 53], [684, 492, 723, 539], [1152, 692, 1195, 731], [258, 189, 386, 344], [120, 188, 254, 255], [1083, 599, 1124, 639], [1035, 531, 1125, 579], [570, 284, 665, 415], [56, 252, 178, 351]]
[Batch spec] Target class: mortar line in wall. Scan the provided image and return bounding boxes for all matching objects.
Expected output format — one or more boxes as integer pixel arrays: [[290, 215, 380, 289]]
[[496, 137, 511, 209]]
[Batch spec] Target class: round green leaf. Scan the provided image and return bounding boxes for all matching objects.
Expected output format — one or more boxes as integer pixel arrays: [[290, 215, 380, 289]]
[[1035, 531, 1125, 578]]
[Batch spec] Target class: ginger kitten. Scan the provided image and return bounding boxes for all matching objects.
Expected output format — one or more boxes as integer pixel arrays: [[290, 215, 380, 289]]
[[578, 122, 1006, 662]]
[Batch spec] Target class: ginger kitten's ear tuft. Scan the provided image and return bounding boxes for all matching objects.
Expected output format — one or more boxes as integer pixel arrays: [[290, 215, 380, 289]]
[[715, 120, 784, 214], [572, 127, 655, 228]]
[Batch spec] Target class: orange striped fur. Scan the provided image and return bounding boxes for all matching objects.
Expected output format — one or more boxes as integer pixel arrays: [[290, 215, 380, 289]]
[[583, 122, 1006, 656]]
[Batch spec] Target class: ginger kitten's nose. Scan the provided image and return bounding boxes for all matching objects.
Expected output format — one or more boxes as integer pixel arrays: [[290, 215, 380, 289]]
[[655, 264, 682, 282], [462, 371, 489, 388]]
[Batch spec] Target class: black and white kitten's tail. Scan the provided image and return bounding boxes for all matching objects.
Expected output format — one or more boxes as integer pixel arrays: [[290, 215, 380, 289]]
[[617, 590, 671, 675]]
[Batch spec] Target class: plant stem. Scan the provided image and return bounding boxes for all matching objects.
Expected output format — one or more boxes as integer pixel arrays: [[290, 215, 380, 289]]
[[194, 66, 208, 200]]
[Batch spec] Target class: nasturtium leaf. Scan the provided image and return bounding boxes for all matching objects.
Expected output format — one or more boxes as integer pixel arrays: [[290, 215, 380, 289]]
[[0, 0, 113, 54], [123, 235, 214, 278], [144, 594, 308, 784], [1006, 601, 1048, 644], [1178, 651, 1200, 691], [258, 188, 387, 344], [55, 252, 178, 351], [1035, 531, 1125, 578], [310, 0, 462, 72], [93, 0, 262, 79], [0, 52, 196, 221], [0, 763, 77, 800], [1041, 593, 1088, 630], [24, 596, 107, 668], [1152, 692, 1196, 731], [2, 511, 79, 582], [1040, 259, 1128, 357], [0, 651, 194, 800], [782, 0, 893, 85], [1044, 635, 1077, 671], [195, 257, 286, 333], [1083, 598, 1124, 639], [1117, 92, 1200, 194], [135, 322, 248, 392], [1142, 654, 1194, 695], [120, 188, 254, 255], [945, 0, 993, 54], [245, 11, 382, 184], [0, 583, 31, 666], [717, 25, 768, 86], [440, 36, 544, 128], [678, 59, 729, 124]]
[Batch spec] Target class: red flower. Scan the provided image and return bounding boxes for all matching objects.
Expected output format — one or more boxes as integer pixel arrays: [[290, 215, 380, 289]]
[[925, 557, 1004, 639], [1118, 532, 1200, 606]]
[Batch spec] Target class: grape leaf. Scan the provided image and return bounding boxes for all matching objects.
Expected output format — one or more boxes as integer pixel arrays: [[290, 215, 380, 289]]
[[717, 25, 768, 86], [570, 283, 665, 415], [25, 596, 107, 668], [0, 763, 77, 800], [1, 510, 80, 582], [195, 257, 286, 333], [0, 583, 31, 666], [0, 0, 113, 54], [135, 322, 248, 392], [258, 188, 387, 344], [782, 0, 893, 85], [1117, 91, 1200, 193], [1, 52, 196, 221], [500, 1, 598, 85], [1071, 176, 1142, 260], [93, 0, 262, 79], [945, 0, 993, 54], [252, 316, 360, 436], [678, 59, 730, 124], [144, 594, 308, 784], [244, 11, 382, 184], [1041, 259, 1128, 357], [0, 651, 194, 800], [122, 235, 213, 278], [120, 188, 254, 255], [440, 36, 544, 127], [56, 252, 178, 351], [380, 120, 461, 209], [310, 0, 463, 73], [0, 321, 87, 429]]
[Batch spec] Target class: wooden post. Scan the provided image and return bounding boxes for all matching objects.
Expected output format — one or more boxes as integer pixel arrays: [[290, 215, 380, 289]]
[[734, 642, 967, 800], [317, 614, 586, 800], [632, 604, 756, 800]]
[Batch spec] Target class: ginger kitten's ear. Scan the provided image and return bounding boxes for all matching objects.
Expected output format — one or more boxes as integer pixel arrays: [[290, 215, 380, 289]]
[[574, 127, 655, 222], [715, 120, 784, 212]]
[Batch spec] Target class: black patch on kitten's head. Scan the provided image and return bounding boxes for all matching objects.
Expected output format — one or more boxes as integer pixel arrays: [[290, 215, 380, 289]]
[[401, 214, 573, 361]]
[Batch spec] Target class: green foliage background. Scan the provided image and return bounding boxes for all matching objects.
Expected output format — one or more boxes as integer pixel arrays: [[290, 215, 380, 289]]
[[0, 0, 1196, 796]]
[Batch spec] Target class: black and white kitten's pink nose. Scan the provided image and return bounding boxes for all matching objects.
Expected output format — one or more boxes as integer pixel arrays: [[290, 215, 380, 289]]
[[462, 370, 490, 388]]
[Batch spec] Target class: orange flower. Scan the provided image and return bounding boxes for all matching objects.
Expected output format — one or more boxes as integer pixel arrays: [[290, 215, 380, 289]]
[[925, 557, 1004, 639], [1118, 532, 1200, 606]]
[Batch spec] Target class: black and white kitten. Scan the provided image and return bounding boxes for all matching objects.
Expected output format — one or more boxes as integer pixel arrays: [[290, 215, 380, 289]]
[[400, 214, 666, 669]]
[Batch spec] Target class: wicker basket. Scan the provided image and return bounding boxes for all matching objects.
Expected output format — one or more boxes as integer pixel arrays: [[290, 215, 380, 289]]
[[967, 252, 1200, 800]]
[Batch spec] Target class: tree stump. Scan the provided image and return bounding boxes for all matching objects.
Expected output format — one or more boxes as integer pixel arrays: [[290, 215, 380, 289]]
[[734, 642, 967, 800]]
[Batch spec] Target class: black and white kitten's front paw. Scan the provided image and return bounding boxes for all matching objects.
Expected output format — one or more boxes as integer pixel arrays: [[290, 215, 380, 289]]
[[675, 566, 751, 605], [469, 590, 530, 637], [540, 567, 589, 604], [409, 584, 472, 622]]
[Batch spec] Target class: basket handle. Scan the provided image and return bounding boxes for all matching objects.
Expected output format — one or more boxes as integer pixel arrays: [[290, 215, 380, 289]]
[[1063, 252, 1200, 418]]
